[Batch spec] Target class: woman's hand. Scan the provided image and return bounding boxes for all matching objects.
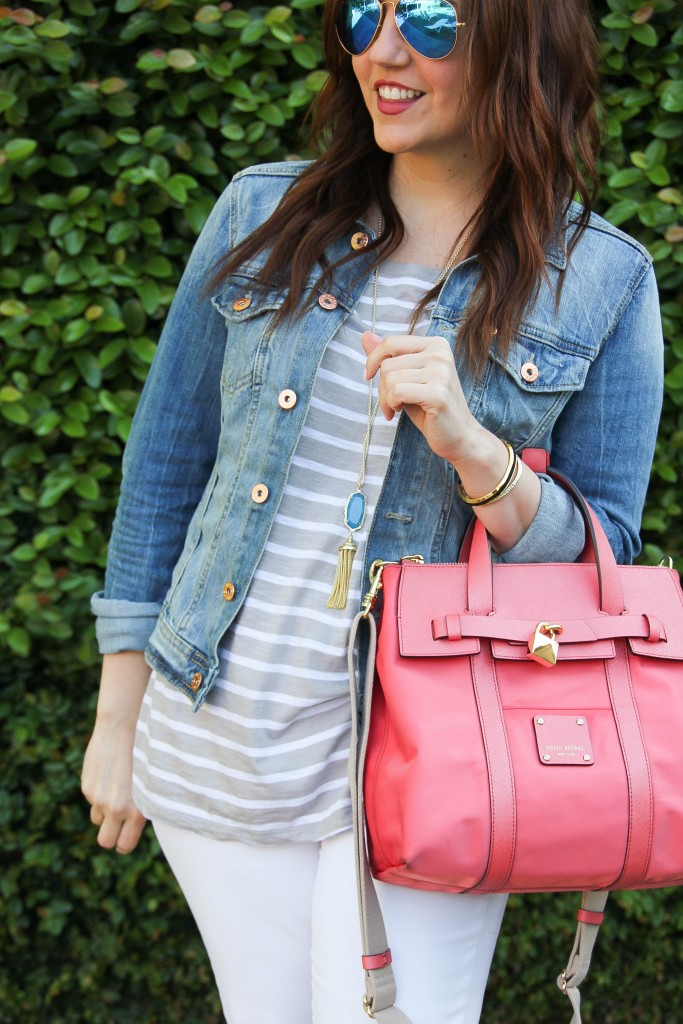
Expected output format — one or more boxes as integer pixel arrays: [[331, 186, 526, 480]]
[[81, 652, 150, 854], [361, 331, 481, 464], [362, 330, 541, 552]]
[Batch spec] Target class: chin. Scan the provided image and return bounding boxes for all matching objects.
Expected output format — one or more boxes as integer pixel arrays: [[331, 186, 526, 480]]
[[372, 126, 423, 156]]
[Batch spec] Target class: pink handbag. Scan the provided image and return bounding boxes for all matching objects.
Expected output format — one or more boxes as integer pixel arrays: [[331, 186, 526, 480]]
[[348, 459, 683, 1023]]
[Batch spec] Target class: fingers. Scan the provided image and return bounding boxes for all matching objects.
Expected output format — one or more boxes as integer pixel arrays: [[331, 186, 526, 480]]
[[363, 333, 452, 380], [90, 800, 147, 854], [363, 332, 418, 379], [82, 736, 147, 855], [363, 334, 456, 420], [118, 811, 147, 854]]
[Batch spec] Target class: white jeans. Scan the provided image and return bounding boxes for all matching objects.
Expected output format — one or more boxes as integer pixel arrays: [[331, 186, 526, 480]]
[[153, 821, 507, 1024]]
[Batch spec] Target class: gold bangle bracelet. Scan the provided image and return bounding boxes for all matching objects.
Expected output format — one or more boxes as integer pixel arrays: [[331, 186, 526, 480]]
[[457, 441, 517, 507], [480, 454, 523, 506]]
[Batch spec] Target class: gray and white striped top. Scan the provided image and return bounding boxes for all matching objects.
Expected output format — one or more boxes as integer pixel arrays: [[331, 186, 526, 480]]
[[132, 261, 439, 843]]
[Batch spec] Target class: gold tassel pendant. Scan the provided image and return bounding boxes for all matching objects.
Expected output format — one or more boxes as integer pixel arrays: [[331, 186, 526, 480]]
[[326, 537, 357, 610]]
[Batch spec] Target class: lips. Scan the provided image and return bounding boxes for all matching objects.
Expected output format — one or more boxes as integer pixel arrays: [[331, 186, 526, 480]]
[[374, 80, 425, 116]]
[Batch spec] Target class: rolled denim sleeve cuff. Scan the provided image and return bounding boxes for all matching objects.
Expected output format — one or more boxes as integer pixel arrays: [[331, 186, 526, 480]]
[[495, 475, 585, 564], [91, 591, 162, 654]]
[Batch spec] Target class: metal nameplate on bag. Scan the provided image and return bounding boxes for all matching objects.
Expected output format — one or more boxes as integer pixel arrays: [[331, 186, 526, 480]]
[[533, 714, 594, 766]]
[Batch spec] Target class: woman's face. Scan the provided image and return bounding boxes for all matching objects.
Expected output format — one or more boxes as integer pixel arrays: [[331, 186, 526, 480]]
[[349, 3, 471, 166]]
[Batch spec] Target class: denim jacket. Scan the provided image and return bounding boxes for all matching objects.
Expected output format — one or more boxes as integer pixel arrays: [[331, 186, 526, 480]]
[[92, 161, 663, 709]]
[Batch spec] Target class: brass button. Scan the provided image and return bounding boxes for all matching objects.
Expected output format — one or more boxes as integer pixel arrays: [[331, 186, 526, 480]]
[[351, 231, 369, 250], [318, 293, 338, 311], [223, 581, 236, 601], [278, 389, 297, 410], [189, 672, 203, 692], [251, 484, 269, 504], [521, 361, 539, 383], [233, 296, 251, 312]]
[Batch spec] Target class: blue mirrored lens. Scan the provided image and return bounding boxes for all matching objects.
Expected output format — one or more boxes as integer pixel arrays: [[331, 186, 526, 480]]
[[395, 0, 457, 59], [337, 0, 382, 55]]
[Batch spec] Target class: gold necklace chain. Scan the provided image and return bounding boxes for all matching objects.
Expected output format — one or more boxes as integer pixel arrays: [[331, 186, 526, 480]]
[[325, 217, 476, 610]]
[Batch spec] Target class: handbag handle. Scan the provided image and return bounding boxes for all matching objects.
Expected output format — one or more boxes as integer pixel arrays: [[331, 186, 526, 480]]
[[466, 462, 626, 617]]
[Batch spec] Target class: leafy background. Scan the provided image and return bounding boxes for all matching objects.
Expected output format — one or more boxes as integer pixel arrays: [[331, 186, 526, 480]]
[[0, 0, 681, 1021]]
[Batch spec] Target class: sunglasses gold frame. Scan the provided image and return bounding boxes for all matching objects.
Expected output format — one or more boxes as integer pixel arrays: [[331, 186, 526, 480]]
[[336, 0, 466, 61]]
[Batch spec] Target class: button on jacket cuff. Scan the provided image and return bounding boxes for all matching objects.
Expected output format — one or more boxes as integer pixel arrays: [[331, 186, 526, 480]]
[[494, 475, 586, 565], [91, 591, 162, 654]]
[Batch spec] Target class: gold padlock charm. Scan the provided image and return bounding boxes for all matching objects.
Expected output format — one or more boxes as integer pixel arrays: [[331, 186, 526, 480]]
[[528, 622, 563, 668]]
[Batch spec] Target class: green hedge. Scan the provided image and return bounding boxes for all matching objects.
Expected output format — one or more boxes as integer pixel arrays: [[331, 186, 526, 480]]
[[0, 1, 681, 1021]]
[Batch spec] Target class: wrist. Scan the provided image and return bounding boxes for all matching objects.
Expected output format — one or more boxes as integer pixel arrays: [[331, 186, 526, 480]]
[[449, 425, 509, 482], [95, 651, 151, 724]]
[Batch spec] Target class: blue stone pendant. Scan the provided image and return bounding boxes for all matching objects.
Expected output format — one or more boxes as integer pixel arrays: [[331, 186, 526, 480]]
[[344, 491, 367, 532]]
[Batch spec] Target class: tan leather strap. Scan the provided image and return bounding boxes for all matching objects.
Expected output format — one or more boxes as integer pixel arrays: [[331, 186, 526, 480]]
[[558, 891, 609, 1023], [348, 612, 412, 1022]]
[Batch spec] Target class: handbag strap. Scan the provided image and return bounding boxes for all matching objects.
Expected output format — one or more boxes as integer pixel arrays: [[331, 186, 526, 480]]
[[348, 611, 608, 1024], [348, 610, 412, 1023], [558, 891, 610, 1024], [466, 463, 626, 617]]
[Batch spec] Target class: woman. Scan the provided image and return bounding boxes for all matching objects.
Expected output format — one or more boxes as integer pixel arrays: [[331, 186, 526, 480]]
[[81, 1, 663, 1022]]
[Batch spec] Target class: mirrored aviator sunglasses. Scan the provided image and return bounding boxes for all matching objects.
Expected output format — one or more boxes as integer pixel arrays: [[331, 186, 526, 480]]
[[336, 0, 464, 61]]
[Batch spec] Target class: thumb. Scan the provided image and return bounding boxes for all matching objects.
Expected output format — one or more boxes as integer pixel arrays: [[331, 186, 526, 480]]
[[361, 330, 382, 356]]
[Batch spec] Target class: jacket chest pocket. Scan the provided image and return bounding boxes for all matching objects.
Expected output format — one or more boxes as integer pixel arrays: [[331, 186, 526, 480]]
[[212, 273, 286, 396], [474, 330, 594, 449]]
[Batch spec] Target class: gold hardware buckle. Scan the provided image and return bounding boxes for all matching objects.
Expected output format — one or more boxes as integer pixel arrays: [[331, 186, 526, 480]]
[[363, 995, 376, 1018], [528, 622, 563, 668]]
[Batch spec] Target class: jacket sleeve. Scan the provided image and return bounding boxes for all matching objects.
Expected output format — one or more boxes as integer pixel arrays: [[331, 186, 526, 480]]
[[498, 260, 663, 566], [92, 181, 236, 653]]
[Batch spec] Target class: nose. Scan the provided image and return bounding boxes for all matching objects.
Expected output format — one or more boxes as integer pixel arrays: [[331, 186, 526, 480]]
[[365, 3, 411, 65]]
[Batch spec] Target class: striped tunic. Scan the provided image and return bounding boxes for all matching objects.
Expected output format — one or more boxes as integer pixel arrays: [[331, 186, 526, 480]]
[[132, 261, 439, 842]]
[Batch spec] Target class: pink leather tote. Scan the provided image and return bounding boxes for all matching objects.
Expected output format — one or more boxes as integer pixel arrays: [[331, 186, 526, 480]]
[[348, 461, 683, 1024]]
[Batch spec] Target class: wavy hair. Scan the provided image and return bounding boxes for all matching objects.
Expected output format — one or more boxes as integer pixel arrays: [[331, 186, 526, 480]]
[[209, 0, 601, 373]]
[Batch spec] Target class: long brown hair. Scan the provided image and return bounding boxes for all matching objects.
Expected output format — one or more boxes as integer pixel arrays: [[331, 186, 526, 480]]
[[210, 0, 601, 373]]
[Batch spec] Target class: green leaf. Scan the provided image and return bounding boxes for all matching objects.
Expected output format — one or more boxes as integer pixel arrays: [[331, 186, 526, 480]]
[[116, 127, 142, 145], [131, 337, 157, 364], [145, 255, 174, 279], [22, 274, 52, 295], [62, 319, 90, 344], [657, 189, 682, 206], [33, 412, 61, 436], [264, 6, 292, 25], [0, 299, 30, 317], [194, 5, 223, 23], [6, 626, 30, 657], [35, 19, 72, 38], [167, 48, 198, 70], [258, 103, 286, 127], [631, 23, 657, 46], [607, 167, 643, 188], [0, 90, 17, 114], [645, 139, 667, 168], [135, 279, 162, 315], [74, 351, 102, 388], [1, 403, 30, 425], [660, 81, 683, 114], [75, 475, 100, 500], [4, 138, 38, 162], [11, 544, 37, 562], [0, 386, 23, 403]]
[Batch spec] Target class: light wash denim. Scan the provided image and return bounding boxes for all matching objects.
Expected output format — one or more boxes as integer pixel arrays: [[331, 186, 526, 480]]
[[92, 161, 663, 709]]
